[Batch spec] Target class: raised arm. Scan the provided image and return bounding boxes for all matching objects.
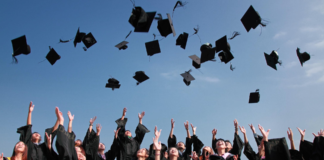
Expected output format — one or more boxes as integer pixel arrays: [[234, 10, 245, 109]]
[[96, 124, 102, 136], [121, 108, 126, 120], [297, 127, 305, 142], [287, 128, 295, 150], [258, 124, 270, 142], [153, 126, 162, 160], [89, 116, 97, 133], [239, 126, 248, 144], [134, 111, 150, 144], [27, 101, 34, 125], [170, 118, 175, 139], [191, 123, 204, 156], [191, 123, 196, 136], [184, 121, 191, 139], [67, 111, 74, 133], [234, 119, 238, 135], [211, 128, 217, 153], [138, 111, 145, 124]]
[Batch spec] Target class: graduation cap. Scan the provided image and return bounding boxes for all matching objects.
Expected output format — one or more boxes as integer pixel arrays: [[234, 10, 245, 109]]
[[73, 28, 86, 47], [189, 55, 201, 69], [11, 35, 31, 63], [172, 1, 188, 17], [133, 71, 149, 85], [105, 78, 121, 91], [46, 47, 60, 65], [241, 5, 266, 32], [145, 40, 161, 56], [249, 89, 260, 103], [157, 13, 176, 37], [59, 39, 72, 43], [180, 69, 195, 86], [82, 32, 97, 49], [176, 32, 188, 49], [115, 41, 129, 50], [129, 7, 156, 32], [215, 36, 234, 64], [296, 47, 310, 66], [264, 50, 282, 70], [200, 43, 216, 64]]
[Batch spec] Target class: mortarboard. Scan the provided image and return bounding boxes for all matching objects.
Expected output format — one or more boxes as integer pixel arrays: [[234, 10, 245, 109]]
[[241, 5, 265, 32], [215, 36, 234, 64], [145, 40, 161, 56], [74, 28, 86, 47], [157, 13, 176, 37], [180, 69, 194, 86], [176, 32, 188, 49], [46, 48, 61, 65], [189, 55, 201, 69], [129, 7, 156, 32], [249, 89, 260, 103], [218, 51, 234, 64], [11, 35, 31, 63], [82, 32, 97, 49], [200, 43, 216, 64], [115, 41, 129, 50], [296, 47, 310, 66], [264, 50, 281, 70], [105, 78, 121, 91], [133, 71, 149, 85]]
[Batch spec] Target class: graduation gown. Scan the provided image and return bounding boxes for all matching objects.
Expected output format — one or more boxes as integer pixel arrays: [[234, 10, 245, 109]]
[[54, 125, 78, 160], [243, 141, 263, 160], [212, 133, 244, 160], [115, 118, 150, 160], [192, 135, 204, 157], [209, 153, 235, 160], [17, 125, 56, 160], [309, 136, 324, 160], [299, 140, 312, 160], [289, 149, 304, 160], [167, 134, 192, 160]]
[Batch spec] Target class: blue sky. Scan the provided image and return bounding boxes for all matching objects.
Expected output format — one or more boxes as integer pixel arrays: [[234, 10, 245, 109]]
[[1, 0, 324, 159]]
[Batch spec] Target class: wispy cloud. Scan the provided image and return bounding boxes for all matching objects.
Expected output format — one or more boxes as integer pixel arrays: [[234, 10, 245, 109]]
[[305, 62, 324, 77], [299, 26, 324, 33], [285, 61, 298, 69], [197, 76, 220, 83], [273, 31, 287, 39], [311, 2, 324, 14], [160, 70, 180, 80]]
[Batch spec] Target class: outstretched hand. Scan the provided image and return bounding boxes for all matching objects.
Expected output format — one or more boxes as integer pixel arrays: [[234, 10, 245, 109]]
[[258, 124, 270, 141], [96, 124, 102, 135], [191, 123, 196, 135], [67, 111, 74, 121], [248, 124, 256, 133], [122, 108, 127, 117], [29, 101, 34, 112], [154, 126, 162, 139], [212, 128, 217, 136], [297, 127, 306, 141], [138, 111, 145, 119], [114, 128, 121, 139], [287, 128, 293, 140], [171, 118, 175, 129], [90, 116, 97, 125], [184, 121, 189, 130], [312, 129, 324, 137], [234, 119, 238, 128], [239, 126, 246, 134], [0, 153, 3, 160]]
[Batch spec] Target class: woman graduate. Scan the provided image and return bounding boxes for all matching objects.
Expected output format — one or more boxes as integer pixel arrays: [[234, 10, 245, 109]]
[[115, 108, 150, 160], [189, 123, 213, 160], [0, 141, 28, 160]]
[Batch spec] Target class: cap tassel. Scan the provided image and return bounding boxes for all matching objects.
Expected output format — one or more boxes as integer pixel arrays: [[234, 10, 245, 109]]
[[228, 31, 240, 40], [190, 25, 202, 44], [130, 0, 135, 8], [58, 39, 73, 43], [278, 60, 282, 66], [154, 14, 162, 21], [172, 1, 188, 17], [12, 55, 18, 64], [125, 30, 132, 40]]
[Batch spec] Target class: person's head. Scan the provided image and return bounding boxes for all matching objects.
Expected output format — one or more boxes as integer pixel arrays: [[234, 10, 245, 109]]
[[168, 147, 179, 158], [75, 146, 86, 160], [75, 139, 82, 147], [224, 140, 232, 152], [125, 130, 132, 137], [215, 139, 226, 153], [98, 143, 106, 151], [177, 141, 185, 150], [136, 148, 149, 158], [31, 132, 41, 143], [11, 141, 28, 160]]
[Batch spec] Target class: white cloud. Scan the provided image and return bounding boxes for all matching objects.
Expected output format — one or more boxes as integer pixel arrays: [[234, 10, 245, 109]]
[[160, 71, 179, 80], [273, 32, 287, 39], [299, 26, 323, 33], [305, 62, 324, 77], [197, 76, 220, 83]]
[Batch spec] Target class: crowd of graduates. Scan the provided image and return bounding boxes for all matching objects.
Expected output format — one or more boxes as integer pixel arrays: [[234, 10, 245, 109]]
[[1, 102, 324, 160]]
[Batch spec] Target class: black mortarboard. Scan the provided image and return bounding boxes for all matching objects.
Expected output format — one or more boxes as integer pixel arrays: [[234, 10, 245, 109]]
[[249, 89, 260, 103], [105, 78, 121, 90], [254, 134, 263, 146], [218, 51, 234, 64], [74, 28, 86, 47], [82, 32, 97, 49], [180, 69, 194, 86], [157, 13, 176, 37], [189, 55, 201, 69], [11, 35, 31, 62], [133, 71, 149, 85], [129, 7, 156, 32], [265, 138, 291, 160], [296, 48, 310, 66], [145, 40, 161, 56], [241, 5, 264, 32], [176, 32, 188, 49], [200, 43, 216, 64], [115, 41, 129, 50], [46, 48, 61, 65], [215, 35, 231, 53], [264, 50, 281, 70]]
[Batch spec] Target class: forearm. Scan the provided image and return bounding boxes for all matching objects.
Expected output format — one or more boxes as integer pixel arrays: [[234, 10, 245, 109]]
[[155, 151, 161, 160], [290, 138, 296, 150], [139, 118, 142, 124], [235, 127, 238, 135], [27, 112, 32, 125], [170, 128, 174, 138], [68, 121, 72, 133], [121, 115, 125, 120], [301, 136, 304, 142], [52, 119, 59, 132], [186, 129, 191, 139], [243, 133, 248, 144], [89, 125, 93, 133], [212, 134, 216, 140]]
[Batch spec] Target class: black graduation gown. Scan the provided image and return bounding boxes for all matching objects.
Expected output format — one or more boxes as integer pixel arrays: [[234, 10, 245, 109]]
[[309, 136, 324, 160], [115, 118, 150, 160], [167, 134, 192, 160], [243, 141, 262, 160], [54, 125, 78, 160], [299, 140, 312, 160], [212, 133, 243, 160], [209, 154, 235, 160], [17, 125, 56, 160], [289, 149, 304, 160], [192, 135, 204, 157]]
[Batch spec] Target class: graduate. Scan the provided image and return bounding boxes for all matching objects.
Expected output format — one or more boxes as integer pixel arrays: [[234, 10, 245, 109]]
[[16, 102, 59, 160], [115, 108, 150, 160], [0, 141, 28, 160], [190, 123, 213, 160], [297, 127, 313, 160], [148, 127, 168, 160], [167, 119, 192, 160]]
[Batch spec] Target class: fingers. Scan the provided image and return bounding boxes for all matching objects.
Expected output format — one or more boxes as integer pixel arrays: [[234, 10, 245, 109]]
[[313, 133, 316, 137], [191, 123, 194, 128]]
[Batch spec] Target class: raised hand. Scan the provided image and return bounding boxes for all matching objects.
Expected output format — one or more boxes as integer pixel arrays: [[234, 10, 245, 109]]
[[212, 128, 217, 136], [154, 126, 162, 139], [122, 108, 127, 117], [55, 107, 60, 119], [171, 118, 175, 129], [114, 128, 121, 139], [248, 124, 256, 133], [138, 111, 145, 119], [89, 116, 97, 126], [191, 123, 197, 135], [67, 111, 74, 121], [189, 151, 198, 160], [96, 124, 102, 135], [287, 128, 293, 140], [45, 132, 52, 149], [0, 153, 3, 160], [234, 119, 238, 128], [153, 135, 162, 151], [184, 121, 189, 130], [297, 127, 306, 141], [29, 101, 34, 112], [258, 124, 270, 141], [312, 129, 324, 137], [58, 110, 64, 125], [239, 126, 246, 134]]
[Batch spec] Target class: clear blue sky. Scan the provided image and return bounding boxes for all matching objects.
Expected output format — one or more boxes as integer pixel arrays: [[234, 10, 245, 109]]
[[1, 1, 324, 160]]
